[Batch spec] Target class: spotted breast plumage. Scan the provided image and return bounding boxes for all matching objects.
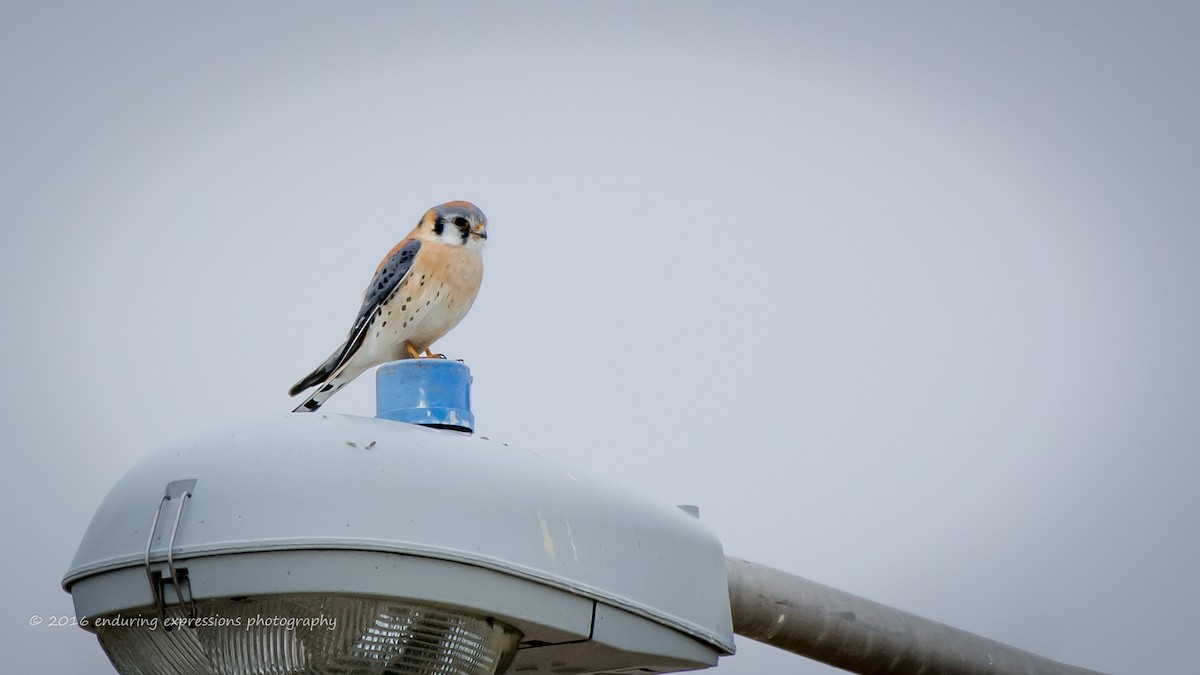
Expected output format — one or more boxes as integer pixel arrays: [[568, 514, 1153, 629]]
[[289, 201, 487, 412]]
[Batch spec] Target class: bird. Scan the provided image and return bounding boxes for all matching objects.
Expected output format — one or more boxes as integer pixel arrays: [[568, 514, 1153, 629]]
[[289, 200, 487, 412]]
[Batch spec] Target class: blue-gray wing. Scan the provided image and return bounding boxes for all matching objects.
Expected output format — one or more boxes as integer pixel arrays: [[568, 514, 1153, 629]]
[[288, 238, 422, 396]]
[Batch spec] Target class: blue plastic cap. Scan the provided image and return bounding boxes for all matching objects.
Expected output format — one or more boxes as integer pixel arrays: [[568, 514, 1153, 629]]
[[376, 359, 474, 432]]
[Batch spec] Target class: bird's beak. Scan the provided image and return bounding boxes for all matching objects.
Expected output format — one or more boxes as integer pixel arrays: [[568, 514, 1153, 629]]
[[472, 225, 488, 240]]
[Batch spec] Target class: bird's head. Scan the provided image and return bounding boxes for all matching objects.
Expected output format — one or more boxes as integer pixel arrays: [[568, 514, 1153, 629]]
[[417, 201, 488, 249]]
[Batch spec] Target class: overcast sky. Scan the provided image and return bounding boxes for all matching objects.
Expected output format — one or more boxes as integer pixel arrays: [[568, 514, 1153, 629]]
[[3, 2, 1198, 673]]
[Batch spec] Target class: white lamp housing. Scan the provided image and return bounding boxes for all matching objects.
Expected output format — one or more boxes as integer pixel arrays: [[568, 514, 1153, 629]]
[[63, 389, 735, 674]]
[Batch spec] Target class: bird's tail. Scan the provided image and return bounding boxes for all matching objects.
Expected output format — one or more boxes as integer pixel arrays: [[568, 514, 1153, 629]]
[[291, 370, 352, 412], [289, 345, 355, 412], [289, 348, 342, 396]]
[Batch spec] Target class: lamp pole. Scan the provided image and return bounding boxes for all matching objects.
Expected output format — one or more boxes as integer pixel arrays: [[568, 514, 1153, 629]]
[[725, 556, 1107, 675]]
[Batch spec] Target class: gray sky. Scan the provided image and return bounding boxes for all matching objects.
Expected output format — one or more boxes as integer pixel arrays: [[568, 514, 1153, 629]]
[[3, 2, 1198, 673]]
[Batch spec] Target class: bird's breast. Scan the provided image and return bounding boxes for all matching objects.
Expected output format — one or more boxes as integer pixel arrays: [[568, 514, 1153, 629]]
[[365, 243, 483, 357]]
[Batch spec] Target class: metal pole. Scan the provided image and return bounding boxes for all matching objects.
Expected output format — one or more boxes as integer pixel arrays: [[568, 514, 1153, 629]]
[[725, 556, 1107, 675]]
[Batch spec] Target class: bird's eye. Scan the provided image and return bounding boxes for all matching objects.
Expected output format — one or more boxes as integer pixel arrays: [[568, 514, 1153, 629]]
[[452, 216, 470, 230]]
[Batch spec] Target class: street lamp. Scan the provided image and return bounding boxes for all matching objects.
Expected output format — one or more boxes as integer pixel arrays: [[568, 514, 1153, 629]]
[[63, 360, 735, 674]]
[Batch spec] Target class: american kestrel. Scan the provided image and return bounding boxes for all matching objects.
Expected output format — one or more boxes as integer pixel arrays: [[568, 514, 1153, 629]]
[[289, 201, 487, 412]]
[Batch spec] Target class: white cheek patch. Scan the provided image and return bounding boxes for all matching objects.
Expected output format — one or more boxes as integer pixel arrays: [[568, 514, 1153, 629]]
[[435, 230, 468, 246]]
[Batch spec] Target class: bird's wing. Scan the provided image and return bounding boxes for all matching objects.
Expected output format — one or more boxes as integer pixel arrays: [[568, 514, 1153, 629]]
[[288, 237, 422, 396]]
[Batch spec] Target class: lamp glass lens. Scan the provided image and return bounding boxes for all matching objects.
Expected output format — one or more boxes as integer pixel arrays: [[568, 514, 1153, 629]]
[[94, 595, 522, 675]]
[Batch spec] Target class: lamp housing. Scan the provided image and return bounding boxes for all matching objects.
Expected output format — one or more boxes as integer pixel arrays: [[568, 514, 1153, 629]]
[[63, 360, 735, 674]]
